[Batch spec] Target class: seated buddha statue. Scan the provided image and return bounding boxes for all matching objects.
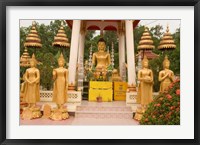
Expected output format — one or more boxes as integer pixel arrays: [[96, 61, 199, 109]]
[[159, 56, 175, 93], [92, 38, 111, 80]]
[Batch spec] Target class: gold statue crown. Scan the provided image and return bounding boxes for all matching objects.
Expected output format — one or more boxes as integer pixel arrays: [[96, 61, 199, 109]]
[[163, 55, 170, 66], [142, 55, 149, 65], [58, 53, 65, 63], [30, 53, 37, 64]]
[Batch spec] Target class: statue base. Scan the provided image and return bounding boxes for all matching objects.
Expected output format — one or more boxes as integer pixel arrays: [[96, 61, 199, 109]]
[[49, 107, 69, 121], [21, 106, 42, 120], [127, 84, 136, 92], [134, 106, 146, 121], [68, 84, 76, 91]]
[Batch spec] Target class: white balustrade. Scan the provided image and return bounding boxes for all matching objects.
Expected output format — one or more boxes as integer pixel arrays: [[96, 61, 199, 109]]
[[40, 90, 82, 105]]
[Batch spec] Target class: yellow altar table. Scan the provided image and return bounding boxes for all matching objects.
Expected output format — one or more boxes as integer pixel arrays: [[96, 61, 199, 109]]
[[113, 82, 127, 101], [89, 81, 113, 102]]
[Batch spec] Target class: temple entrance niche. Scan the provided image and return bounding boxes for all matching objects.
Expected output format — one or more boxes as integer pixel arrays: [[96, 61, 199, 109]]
[[66, 20, 140, 102]]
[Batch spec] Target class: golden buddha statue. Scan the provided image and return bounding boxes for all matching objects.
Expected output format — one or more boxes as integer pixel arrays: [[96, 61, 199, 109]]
[[134, 55, 153, 121], [92, 38, 111, 80], [23, 54, 40, 107], [138, 55, 153, 106], [159, 56, 175, 93], [21, 54, 41, 120], [50, 53, 69, 120], [111, 69, 122, 82]]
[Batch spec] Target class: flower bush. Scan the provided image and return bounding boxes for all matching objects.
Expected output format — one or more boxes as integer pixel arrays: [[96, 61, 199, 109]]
[[140, 79, 180, 125]]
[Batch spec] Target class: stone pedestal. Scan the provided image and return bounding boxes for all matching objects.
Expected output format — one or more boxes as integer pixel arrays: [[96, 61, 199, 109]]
[[113, 82, 127, 101], [134, 106, 146, 121], [49, 107, 69, 121], [21, 106, 42, 120], [89, 81, 113, 102], [126, 91, 139, 112]]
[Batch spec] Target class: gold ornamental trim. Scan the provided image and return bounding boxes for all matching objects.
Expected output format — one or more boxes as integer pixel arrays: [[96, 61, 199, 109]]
[[138, 45, 155, 50], [26, 37, 41, 42], [158, 44, 176, 49], [54, 37, 68, 41], [24, 42, 42, 48]]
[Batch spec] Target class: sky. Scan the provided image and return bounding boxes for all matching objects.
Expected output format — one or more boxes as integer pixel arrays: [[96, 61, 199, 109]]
[[20, 19, 180, 34]]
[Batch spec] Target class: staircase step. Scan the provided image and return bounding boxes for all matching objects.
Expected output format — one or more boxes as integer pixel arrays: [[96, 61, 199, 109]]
[[75, 112, 133, 119], [76, 111, 132, 114], [76, 106, 132, 112]]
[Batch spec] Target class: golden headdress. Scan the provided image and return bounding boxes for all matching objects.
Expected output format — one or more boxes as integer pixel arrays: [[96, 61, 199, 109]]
[[29, 53, 37, 65], [163, 55, 170, 67], [58, 53, 65, 63]]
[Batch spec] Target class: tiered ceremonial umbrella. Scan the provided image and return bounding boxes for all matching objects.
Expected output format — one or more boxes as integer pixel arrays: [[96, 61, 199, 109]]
[[137, 27, 156, 59], [52, 21, 70, 52], [158, 25, 176, 51], [20, 48, 31, 67], [24, 21, 42, 51]]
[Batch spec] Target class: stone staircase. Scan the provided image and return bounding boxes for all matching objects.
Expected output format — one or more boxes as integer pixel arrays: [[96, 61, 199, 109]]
[[75, 105, 133, 119]]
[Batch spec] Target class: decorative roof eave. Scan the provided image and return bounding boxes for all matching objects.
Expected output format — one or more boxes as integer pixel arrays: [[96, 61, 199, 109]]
[[136, 50, 159, 60]]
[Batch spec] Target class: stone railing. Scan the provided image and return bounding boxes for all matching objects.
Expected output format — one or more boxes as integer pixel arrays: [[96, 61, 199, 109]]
[[126, 92, 159, 112], [126, 92, 159, 105], [40, 90, 82, 105]]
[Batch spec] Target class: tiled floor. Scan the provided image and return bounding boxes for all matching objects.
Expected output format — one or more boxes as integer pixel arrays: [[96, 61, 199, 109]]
[[20, 101, 139, 125]]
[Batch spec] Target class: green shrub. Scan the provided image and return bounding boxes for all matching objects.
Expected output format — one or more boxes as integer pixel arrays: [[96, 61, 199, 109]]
[[140, 79, 180, 125]]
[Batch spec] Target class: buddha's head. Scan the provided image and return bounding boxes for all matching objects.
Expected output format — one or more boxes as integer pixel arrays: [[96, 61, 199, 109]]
[[142, 55, 149, 68], [163, 55, 170, 69], [30, 53, 37, 67], [58, 53, 65, 67], [97, 38, 106, 52]]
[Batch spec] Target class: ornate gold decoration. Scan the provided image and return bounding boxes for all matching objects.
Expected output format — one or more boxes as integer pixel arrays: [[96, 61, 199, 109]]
[[137, 27, 155, 50], [52, 21, 70, 48], [50, 107, 69, 121], [20, 47, 31, 67], [58, 52, 65, 63], [111, 69, 122, 82], [21, 107, 42, 120], [158, 25, 176, 50], [30, 53, 37, 64], [24, 21, 42, 48]]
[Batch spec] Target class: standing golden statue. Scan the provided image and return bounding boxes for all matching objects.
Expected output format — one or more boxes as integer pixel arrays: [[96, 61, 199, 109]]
[[138, 55, 153, 106], [134, 55, 153, 121], [92, 38, 111, 80], [50, 53, 69, 121], [21, 54, 41, 120], [23, 54, 40, 107], [159, 56, 175, 93]]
